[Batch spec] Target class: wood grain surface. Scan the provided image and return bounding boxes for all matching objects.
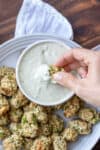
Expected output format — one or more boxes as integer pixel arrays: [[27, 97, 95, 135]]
[[0, 0, 100, 149]]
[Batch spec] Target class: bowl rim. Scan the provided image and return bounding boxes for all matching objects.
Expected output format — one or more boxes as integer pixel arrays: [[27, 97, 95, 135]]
[[16, 39, 76, 106]]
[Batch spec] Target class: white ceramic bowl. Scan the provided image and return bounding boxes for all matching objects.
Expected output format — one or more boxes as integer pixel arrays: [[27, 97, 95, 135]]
[[16, 39, 76, 106]]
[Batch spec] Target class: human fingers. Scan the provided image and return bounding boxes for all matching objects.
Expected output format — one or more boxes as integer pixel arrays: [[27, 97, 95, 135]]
[[77, 67, 87, 78], [69, 49, 99, 78], [64, 61, 87, 73], [53, 71, 81, 93], [64, 61, 80, 71], [54, 48, 92, 68], [54, 50, 75, 67]]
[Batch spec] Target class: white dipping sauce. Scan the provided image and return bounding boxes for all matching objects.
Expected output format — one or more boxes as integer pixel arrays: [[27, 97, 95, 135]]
[[34, 64, 51, 81], [19, 41, 71, 104]]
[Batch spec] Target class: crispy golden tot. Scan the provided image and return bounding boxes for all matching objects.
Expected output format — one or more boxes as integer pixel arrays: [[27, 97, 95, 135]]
[[32, 105, 48, 124], [62, 127, 78, 142], [0, 94, 9, 116], [50, 115, 64, 133], [44, 106, 53, 114], [79, 108, 100, 124], [0, 114, 9, 126], [0, 126, 11, 140], [49, 65, 64, 76], [30, 136, 51, 150], [9, 123, 21, 134], [63, 96, 81, 118], [9, 108, 23, 123], [23, 138, 33, 150], [21, 111, 37, 125], [20, 123, 38, 138], [69, 119, 92, 135], [3, 134, 23, 150], [0, 74, 17, 96], [0, 66, 15, 79], [39, 123, 52, 136], [23, 102, 37, 112], [53, 135, 67, 150], [10, 89, 28, 109]]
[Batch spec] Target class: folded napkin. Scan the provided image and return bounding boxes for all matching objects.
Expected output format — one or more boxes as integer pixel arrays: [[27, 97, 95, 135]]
[[15, 0, 73, 40]]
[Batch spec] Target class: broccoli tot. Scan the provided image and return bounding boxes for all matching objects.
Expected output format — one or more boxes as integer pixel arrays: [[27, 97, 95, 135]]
[[32, 105, 48, 124], [9, 108, 23, 123], [20, 123, 39, 138], [0, 94, 9, 116], [9, 123, 21, 134], [0, 66, 15, 79], [79, 108, 100, 124], [0, 114, 9, 126], [3, 134, 23, 150], [50, 115, 64, 133], [30, 136, 51, 150], [62, 127, 78, 142], [21, 111, 37, 125], [10, 89, 28, 109], [53, 135, 67, 150], [63, 96, 81, 118], [23, 138, 33, 150], [0, 67, 17, 97], [0, 126, 11, 140], [69, 119, 92, 135], [49, 65, 64, 76], [0, 74, 17, 96], [39, 123, 52, 136], [23, 102, 37, 112]]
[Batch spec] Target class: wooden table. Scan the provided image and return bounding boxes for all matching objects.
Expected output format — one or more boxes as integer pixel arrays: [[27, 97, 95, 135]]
[[0, 0, 100, 149]]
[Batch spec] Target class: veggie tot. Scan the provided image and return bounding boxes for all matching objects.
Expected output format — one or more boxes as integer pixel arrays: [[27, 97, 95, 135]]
[[53, 135, 67, 150], [78, 108, 100, 124], [0, 94, 9, 116], [0, 126, 11, 140], [3, 134, 23, 150], [62, 127, 78, 142], [30, 136, 51, 150], [69, 120, 92, 135]]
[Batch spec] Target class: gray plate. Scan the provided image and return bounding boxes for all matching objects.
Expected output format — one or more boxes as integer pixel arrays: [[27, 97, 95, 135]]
[[0, 34, 99, 150]]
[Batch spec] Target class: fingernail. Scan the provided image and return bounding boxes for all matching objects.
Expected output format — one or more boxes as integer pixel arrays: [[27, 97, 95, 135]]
[[53, 73, 62, 81]]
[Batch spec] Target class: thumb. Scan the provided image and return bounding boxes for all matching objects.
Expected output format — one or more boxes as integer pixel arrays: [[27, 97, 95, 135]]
[[53, 71, 80, 92]]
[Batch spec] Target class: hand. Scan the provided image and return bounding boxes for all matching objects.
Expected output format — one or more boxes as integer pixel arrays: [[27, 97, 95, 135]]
[[53, 48, 100, 106]]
